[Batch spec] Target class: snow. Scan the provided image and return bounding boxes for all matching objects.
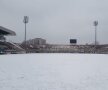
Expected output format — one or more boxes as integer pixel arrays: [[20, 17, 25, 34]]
[[0, 53, 108, 90]]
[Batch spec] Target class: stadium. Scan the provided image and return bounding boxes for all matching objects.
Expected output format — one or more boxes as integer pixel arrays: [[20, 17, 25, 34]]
[[1, 26, 108, 54], [0, 26, 25, 54]]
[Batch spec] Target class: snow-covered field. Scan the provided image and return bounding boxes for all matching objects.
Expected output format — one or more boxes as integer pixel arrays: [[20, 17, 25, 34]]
[[0, 53, 108, 90]]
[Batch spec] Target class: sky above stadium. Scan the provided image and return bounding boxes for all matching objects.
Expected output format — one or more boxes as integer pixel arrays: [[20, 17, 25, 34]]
[[0, 0, 108, 44]]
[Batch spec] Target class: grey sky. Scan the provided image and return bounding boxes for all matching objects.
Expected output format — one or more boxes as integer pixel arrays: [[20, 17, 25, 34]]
[[0, 0, 108, 44]]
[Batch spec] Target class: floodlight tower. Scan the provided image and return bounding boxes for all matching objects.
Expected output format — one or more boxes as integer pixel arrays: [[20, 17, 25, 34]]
[[23, 16, 29, 51], [94, 21, 98, 47]]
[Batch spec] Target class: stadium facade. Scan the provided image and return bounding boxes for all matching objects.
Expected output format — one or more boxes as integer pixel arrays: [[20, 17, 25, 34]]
[[0, 26, 25, 54]]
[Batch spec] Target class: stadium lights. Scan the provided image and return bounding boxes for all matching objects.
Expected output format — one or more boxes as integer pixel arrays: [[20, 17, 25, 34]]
[[94, 21, 98, 46], [93, 21, 98, 52], [23, 16, 29, 52]]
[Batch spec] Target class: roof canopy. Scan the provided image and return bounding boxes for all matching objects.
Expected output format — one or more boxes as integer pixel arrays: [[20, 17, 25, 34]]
[[0, 26, 16, 36]]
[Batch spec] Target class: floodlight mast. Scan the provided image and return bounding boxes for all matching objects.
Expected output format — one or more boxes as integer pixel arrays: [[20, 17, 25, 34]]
[[93, 21, 98, 52], [23, 16, 29, 52]]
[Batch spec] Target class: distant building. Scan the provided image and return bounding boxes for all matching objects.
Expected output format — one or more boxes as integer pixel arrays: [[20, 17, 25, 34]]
[[26, 38, 46, 45], [22, 38, 46, 49]]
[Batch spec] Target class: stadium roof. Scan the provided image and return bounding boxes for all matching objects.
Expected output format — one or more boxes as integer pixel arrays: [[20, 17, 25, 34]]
[[0, 26, 16, 36]]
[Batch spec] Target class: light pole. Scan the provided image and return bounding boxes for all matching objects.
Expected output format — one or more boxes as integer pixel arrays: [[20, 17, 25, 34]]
[[23, 16, 29, 51], [93, 21, 98, 52]]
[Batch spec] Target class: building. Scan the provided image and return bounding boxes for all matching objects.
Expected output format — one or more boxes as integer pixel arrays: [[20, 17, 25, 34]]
[[0, 26, 16, 41], [0, 26, 24, 54], [21, 38, 46, 49], [27, 38, 46, 45]]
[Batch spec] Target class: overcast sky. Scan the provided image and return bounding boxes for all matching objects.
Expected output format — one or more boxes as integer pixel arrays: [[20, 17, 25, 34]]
[[0, 0, 108, 44]]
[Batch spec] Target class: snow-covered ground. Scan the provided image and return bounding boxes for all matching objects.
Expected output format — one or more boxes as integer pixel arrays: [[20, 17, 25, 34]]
[[0, 53, 108, 90]]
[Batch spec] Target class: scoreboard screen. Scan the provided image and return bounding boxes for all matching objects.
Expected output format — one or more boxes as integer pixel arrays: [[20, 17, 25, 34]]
[[70, 39, 77, 44]]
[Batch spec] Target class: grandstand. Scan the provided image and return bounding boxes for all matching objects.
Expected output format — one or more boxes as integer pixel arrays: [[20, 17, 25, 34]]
[[0, 26, 16, 36], [0, 26, 25, 54]]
